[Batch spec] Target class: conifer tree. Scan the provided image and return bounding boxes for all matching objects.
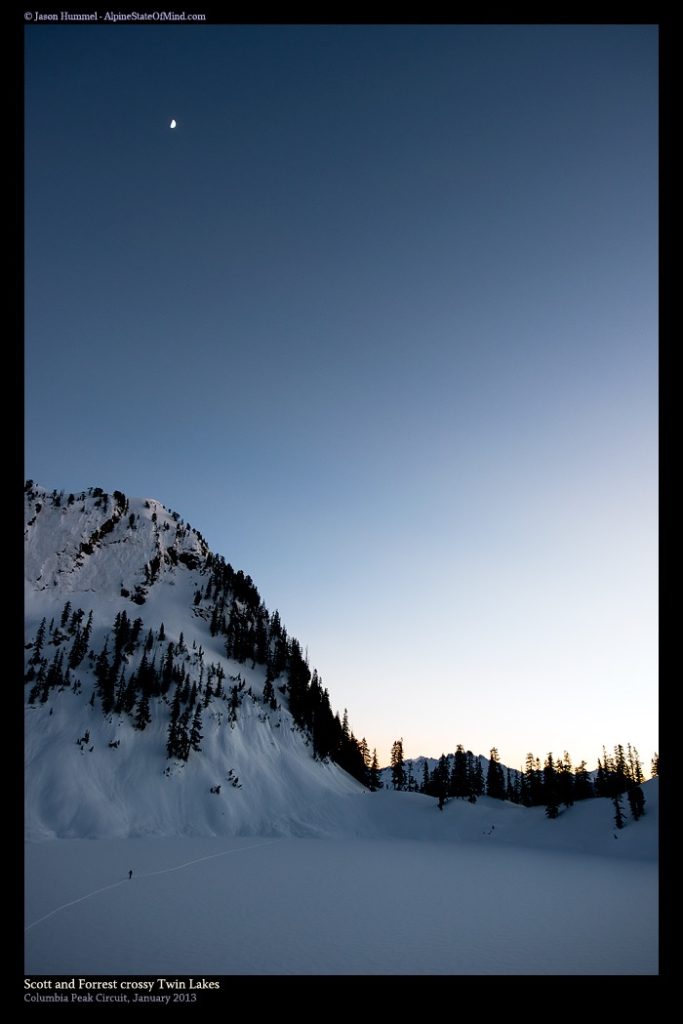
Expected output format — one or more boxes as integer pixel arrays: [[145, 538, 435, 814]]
[[190, 705, 203, 753], [518, 764, 529, 806], [613, 744, 628, 794], [433, 754, 449, 805], [113, 611, 131, 657], [166, 686, 182, 759], [574, 760, 594, 801], [36, 658, 49, 703], [82, 609, 93, 655], [556, 752, 575, 808], [613, 791, 626, 830], [486, 748, 505, 800], [406, 762, 418, 792], [133, 692, 151, 731], [30, 618, 47, 666], [390, 739, 406, 791], [543, 752, 560, 819], [113, 667, 128, 714], [627, 784, 646, 821], [369, 749, 382, 791], [625, 745, 646, 820], [130, 617, 143, 652], [45, 649, 65, 694], [451, 745, 469, 799], [469, 753, 484, 800], [228, 685, 240, 725], [68, 610, 93, 670], [262, 678, 275, 707], [513, 769, 522, 804], [627, 744, 644, 785], [594, 757, 607, 797], [94, 639, 111, 703], [523, 754, 544, 806], [176, 707, 192, 760], [28, 666, 44, 705], [60, 601, 72, 629], [122, 672, 137, 714], [254, 615, 268, 667], [161, 645, 175, 693]]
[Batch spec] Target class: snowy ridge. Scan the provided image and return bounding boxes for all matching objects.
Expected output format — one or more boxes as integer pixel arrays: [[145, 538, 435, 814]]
[[24, 484, 363, 840], [25, 485, 208, 600]]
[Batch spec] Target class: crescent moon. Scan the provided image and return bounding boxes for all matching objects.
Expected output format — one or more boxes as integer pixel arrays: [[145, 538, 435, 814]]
[[170, 119, 177, 129]]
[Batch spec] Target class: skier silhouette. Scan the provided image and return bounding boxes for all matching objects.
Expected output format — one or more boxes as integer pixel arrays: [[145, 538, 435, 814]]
[[128, 869, 133, 880]]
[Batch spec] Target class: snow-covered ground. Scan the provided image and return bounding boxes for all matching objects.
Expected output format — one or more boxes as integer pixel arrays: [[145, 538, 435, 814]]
[[25, 783, 658, 975], [25, 686, 363, 840]]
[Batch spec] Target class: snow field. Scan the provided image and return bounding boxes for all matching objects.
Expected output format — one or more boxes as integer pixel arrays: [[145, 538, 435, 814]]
[[25, 834, 657, 975]]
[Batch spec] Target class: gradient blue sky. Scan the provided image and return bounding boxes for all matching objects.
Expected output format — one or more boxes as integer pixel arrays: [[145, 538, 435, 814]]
[[25, 24, 658, 771]]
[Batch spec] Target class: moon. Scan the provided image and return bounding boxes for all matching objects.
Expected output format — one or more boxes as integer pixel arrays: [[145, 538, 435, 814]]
[[169, 119, 177, 129]]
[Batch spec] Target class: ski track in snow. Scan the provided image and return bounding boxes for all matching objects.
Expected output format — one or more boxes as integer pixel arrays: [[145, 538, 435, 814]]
[[25, 839, 280, 932]]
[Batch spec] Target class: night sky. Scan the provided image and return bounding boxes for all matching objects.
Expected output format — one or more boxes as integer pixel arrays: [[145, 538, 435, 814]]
[[25, 24, 658, 770]]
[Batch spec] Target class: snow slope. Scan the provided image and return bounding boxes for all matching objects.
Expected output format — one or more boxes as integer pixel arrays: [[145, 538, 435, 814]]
[[25, 782, 658, 975], [24, 485, 363, 839]]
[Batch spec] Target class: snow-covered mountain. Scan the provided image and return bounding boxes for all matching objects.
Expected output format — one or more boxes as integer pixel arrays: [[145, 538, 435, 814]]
[[24, 483, 365, 840], [24, 484, 658, 976]]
